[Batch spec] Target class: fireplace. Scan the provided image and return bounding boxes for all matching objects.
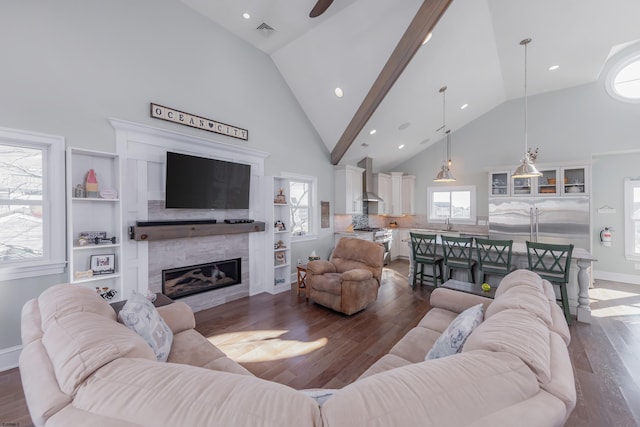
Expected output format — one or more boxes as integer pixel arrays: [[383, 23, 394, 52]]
[[162, 258, 241, 299]]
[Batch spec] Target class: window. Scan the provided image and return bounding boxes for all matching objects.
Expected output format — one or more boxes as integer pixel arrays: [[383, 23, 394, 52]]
[[624, 178, 640, 260], [427, 185, 476, 224], [284, 173, 318, 242], [0, 127, 66, 280], [606, 49, 640, 103]]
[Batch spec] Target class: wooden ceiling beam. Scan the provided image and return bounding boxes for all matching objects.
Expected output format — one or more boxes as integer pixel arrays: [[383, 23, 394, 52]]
[[330, 0, 454, 165]]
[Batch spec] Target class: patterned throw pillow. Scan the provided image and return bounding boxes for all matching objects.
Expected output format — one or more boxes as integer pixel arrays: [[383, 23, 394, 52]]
[[425, 304, 484, 360], [118, 290, 173, 362]]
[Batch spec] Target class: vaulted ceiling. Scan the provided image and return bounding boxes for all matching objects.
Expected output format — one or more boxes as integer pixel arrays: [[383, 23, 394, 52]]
[[181, 0, 640, 172]]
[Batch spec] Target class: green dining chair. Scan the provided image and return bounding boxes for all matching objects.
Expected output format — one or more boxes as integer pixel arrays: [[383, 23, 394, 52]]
[[441, 236, 477, 283], [526, 241, 574, 325], [409, 232, 444, 288], [475, 237, 513, 285]]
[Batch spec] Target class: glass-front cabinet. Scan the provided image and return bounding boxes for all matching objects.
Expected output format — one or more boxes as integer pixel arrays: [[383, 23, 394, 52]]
[[489, 171, 510, 197], [535, 168, 559, 196], [562, 166, 589, 195], [489, 165, 589, 198]]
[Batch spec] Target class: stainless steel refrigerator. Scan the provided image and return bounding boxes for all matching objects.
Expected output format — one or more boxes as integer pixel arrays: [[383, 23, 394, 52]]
[[489, 196, 590, 250]]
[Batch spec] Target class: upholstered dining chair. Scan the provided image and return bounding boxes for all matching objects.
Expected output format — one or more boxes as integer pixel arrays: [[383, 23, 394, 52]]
[[526, 241, 574, 324], [474, 237, 513, 286], [306, 237, 384, 315], [409, 232, 443, 288], [441, 236, 476, 283]]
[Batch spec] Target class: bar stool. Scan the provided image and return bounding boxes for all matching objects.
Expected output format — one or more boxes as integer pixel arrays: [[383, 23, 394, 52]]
[[474, 237, 513, 285], [409, 232, 444, 288], [526, 241, 574, 325], [441, 236, 476, 283]]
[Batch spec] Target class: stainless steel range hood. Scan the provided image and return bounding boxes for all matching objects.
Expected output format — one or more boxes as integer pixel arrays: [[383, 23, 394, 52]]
[[357, 157, 384, 203]]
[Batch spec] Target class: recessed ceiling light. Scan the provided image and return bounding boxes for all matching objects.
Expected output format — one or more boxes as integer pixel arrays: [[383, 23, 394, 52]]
[[398, 122, 411, 130], [422, 32, 433, 45], [548, 65, 560, 71], [242, 12, 251, 19], [334, 87, 344, 98], [398, 144, 405, 150], [460, 103, 469, 110], [369, 129, 377, 135]]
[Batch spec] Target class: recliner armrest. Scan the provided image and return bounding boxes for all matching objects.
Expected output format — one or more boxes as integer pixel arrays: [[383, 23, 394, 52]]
[[341, 269, 373, 281], [157, 302, 195, 334], [307, 260, 336, 275]]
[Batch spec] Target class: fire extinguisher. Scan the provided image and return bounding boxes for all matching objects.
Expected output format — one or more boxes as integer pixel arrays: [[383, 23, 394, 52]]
[[600, 227, 613, 247]]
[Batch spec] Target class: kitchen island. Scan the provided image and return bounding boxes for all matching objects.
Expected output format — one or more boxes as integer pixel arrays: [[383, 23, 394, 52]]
[[402, 230, 596, 324]]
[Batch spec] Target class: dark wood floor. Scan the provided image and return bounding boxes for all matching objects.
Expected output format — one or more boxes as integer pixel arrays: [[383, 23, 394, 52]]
[[2, 260, 639, 426]]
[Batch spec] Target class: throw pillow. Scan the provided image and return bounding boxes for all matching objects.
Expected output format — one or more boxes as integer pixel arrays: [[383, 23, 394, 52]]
[[425, 303, 484, 360], [118, 290, 173, 362]]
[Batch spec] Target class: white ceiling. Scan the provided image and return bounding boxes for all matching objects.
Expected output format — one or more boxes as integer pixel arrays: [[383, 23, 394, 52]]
[[181, 0, 640, 172]]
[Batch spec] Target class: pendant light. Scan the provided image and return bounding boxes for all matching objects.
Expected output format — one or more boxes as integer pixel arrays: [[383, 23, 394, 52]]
[[433, 86, 456, 182], [512, 38, 542, 178]]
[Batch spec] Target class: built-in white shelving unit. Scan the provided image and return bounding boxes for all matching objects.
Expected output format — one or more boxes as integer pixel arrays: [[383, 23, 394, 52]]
[[264, 176, 292, 294], [66, 148, 123, 300]]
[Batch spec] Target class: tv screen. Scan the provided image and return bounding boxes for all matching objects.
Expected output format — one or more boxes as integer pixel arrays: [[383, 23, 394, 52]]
[[165, 152, 251, 209]]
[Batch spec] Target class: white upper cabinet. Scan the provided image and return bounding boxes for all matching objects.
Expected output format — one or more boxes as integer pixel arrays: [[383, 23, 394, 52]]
[[334, 165, 364, 215], [370, 172, 391, 215], [490, 165, 590, 197], [402, 175, 416, 215]]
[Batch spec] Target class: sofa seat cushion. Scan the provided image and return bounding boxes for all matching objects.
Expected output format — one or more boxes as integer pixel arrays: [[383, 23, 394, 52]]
[[462, 309, 551, 385], [425, 304, 484, 360], [416, 307, 458, 334], [321, 351, 540, 427], [388, 327, 441, 363], [168, 329, 252, 376], [75, 358, 322, 427], [311, 272, 342, 296], [357, 353, 413, 380], [42, 311, 156, 395]]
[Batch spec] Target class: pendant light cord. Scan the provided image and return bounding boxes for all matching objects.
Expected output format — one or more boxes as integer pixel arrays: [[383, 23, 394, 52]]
[[440, 86, 447, 167], [521, 38, 531, 158]]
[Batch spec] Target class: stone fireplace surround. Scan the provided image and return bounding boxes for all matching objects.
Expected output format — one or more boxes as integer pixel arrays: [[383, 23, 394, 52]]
[[111, 118, 270, 313]]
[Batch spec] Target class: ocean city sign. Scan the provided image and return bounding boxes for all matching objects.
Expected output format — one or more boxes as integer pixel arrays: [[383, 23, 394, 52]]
[[150, 103, 248, 141]]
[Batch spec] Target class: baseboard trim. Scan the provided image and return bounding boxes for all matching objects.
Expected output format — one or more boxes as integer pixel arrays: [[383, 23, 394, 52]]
[[593, 270, 640, 286], [0, 345, 22, 372]]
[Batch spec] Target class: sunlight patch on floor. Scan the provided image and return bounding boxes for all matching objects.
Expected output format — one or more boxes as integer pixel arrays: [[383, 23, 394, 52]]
[[589, 287, 640, 318], [207, 330, 328, 363]]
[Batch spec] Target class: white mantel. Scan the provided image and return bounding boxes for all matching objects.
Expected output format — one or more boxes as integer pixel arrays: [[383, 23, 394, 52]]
[[110, 118, 269, 310]]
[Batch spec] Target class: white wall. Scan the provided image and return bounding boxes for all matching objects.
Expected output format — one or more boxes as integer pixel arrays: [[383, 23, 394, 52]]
[[396, 79, 640, 279], [0, 0, 335, 357]]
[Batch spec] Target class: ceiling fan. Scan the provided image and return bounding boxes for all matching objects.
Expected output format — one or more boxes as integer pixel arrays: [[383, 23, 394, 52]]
[[309, 0, 334, 18]]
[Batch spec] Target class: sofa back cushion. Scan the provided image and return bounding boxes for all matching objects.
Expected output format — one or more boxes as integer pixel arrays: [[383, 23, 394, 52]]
[[38, 283, 116, 331], [462, 309, 551, 385], [486, 283, 552, 327], [331, 237, 384, 281], [42, 311, 155, 395], [321, 351, 540, 427]]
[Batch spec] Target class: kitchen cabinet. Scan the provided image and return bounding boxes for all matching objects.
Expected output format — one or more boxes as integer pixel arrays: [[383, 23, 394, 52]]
[[392, 228, 411, 259], [490, 165, 589, 198], [402, 175, 416, 215], [370, 172, 391, 215], [335, 165, 364, 214]]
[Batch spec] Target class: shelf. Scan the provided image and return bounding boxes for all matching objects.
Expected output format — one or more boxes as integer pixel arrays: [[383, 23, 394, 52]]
[[72, 197, 120, 202], [274, 263, 290, 269], [72, 273, 121, 284], [274, 230, 289, 234], [274, 203, 289, 206], [274, 248, 288, 252], [129, 221, 266, 241], [73, 243, 120, 251]]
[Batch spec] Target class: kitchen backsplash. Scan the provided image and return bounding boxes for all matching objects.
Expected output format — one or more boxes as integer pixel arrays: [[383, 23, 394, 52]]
[[334, 214, 489, 235]]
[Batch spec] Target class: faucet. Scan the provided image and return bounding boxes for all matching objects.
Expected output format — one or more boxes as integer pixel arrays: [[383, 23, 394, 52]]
[[445, 217, 452, 231]]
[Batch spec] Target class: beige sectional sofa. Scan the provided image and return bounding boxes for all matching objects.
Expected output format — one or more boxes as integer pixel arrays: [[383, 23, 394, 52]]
[[20, 269, 575, 426]]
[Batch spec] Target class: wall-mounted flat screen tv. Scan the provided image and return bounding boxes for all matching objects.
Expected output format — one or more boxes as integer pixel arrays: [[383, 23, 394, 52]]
[[165, 152, 251, 209]]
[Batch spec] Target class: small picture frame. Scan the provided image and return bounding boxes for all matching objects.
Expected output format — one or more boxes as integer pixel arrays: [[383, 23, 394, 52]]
[[90, 254, 115, 275], [275, 251, 286, 265]]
